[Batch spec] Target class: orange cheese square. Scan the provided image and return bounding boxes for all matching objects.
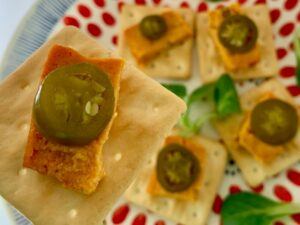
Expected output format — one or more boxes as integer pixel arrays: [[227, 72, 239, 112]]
[[124, 11, 192, 64], [208, 4, 260, 71], [238, 112, 285, 164], [147, 136, 206, 201], [23, 45, 124, 194], [238, 94, 285, 164]]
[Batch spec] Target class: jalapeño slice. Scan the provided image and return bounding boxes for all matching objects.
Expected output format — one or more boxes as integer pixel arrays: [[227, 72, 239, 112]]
[[156, 144, 200, 192], [139, 15, 167, 40], [33, 63, 115, 146], [250, 99, 298, 146], [218, 14, 258, 53]]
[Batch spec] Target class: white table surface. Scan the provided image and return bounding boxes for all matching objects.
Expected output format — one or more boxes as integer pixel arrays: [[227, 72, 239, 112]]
[[0, 0, 36, 62], [0, 1, 35, 224]]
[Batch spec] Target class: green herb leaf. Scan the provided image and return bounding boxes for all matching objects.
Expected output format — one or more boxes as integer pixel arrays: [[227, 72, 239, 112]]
[[162, 83, 187, 99], [294, 28, 300, 86], [214, 74, 241, 118], [222, 192, 300, 225]]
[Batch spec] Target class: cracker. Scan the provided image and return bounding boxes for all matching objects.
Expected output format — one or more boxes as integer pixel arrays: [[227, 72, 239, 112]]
[[0, 27, 186, 225], [118, 4, 194, 79], [214, 79, 300, 187], [125, 136, 227, 225], [196, 5, 278, 83]]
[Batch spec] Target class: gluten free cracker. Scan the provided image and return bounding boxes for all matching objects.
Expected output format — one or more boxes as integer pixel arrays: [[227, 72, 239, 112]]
[[196, 5, 278, 83], [214, 79, 300, 187], [125, 136, 227, 225], [119, 4, 194, 79], [0, 27, 186, 225]]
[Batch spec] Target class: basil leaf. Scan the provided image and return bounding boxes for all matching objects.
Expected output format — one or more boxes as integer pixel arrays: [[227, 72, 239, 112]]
[[187, 82, 215, 106], [183, 83, 215, 129], [222, 192, 300, 225], [162, 83, 187, 99], [214, 74, 241, 118], [294, 28, 300, 86]]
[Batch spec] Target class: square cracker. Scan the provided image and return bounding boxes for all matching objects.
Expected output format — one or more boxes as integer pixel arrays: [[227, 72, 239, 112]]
[[125, 136, 227, 225], [0, 27, 186, 225], [118, 4, 194, 79], [214, 79, 300, 187], [196, 5, 278, 83]]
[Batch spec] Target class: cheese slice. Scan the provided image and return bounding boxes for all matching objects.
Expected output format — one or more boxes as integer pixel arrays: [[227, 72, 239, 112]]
[[23, 45, 124, 194], [208, 4, 260, 71], [238, 113, 285, 164], [124, 11, 192, 65], [147, 136, 206, 201]]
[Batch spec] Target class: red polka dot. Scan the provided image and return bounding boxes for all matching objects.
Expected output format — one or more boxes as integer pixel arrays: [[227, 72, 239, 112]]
[[94, 0, 105, 7], [63, 16, 80, 28], [112, 204, 130, 224], [287, 169, 300, 186], [87, 23, 102, 37], [180, 2, 190, 8], [279, 22, 295, 37], [112, 35, 118, 46], [270, 9, 281, 24], [274, 221, 285, 225], [229, 185, 241, 194], [274, 185, 293, 202], [255, 0, 266, 4], [276, 48, 287, 60], [153, 0, 161, 4], [78, 4, 91, 18], [298, 11, 300, 22], [251, 184, 264, 193], [287, 85, 300, 97], [118, 2, 124, 11], [198, 2, 208, 12], [155, 220, 165, 225], [135, 0, 146, 5], [132, 213, 146, 225], [238, 0, 247, 4], [102, 12, 116, 26], [280, 66, 295, 78], [285, 0, 298, 10], [213, 195, 223, 214], [292, 214, 300, 224]]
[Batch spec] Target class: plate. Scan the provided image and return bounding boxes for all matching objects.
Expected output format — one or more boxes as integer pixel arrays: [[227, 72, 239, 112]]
[[0, 0, 300, 225]]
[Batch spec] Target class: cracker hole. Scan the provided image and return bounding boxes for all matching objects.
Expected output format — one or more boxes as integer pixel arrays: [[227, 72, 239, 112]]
[[128, 12, 134, 18], [147, 159, 153, 165], [68, 209, 77, 219], [135, 188, 140, 194], [204, 181, 210, 187], [18, 169, 27, 176], [214, 150, 220, 157], [176, 65, 183, 71], [102, 220, 107, 225], [252, 167, 258, 173], [20, 83, 30, 90], [193, 212, 198, 218], [254, 11, 261, 17], [150, 63, 156, 69], [114, 153, 122, 162]]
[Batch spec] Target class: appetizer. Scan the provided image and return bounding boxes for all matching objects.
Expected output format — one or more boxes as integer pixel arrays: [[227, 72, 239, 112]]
[[214, 79, 300, 187], [24, 44, 124, 194], [0, 27, 186, 225], [197, 4, 278, 83], [126, 135, 227, 225], [119, 4, 194, 79]]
